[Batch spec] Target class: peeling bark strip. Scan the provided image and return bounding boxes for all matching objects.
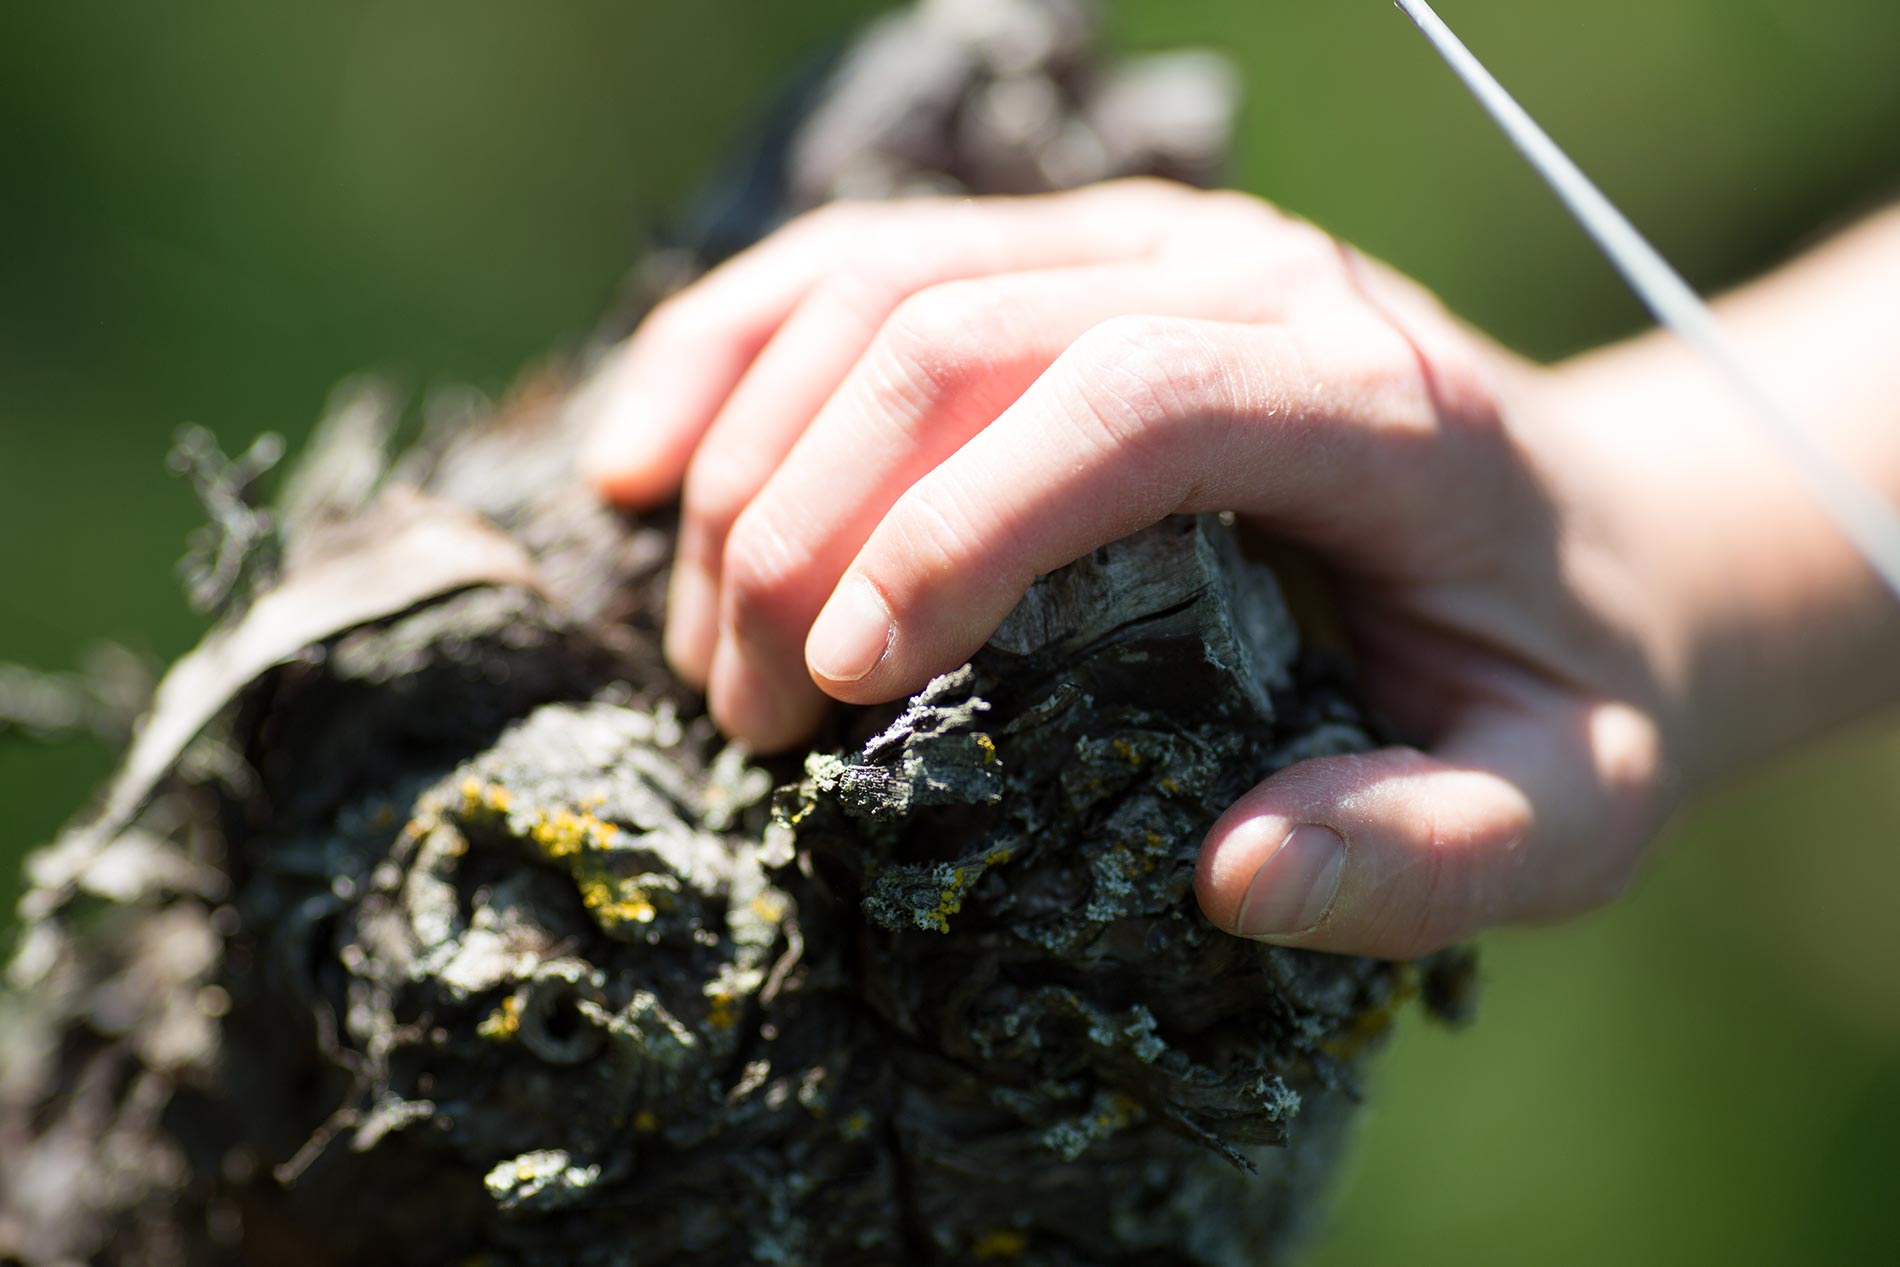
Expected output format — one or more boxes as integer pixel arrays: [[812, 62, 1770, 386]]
[[72, 488, 545, 861], [0, 3, 1471, 1265]]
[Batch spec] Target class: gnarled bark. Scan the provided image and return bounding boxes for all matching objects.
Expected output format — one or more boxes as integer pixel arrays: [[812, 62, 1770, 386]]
[[0, 4, 1470, 1264]]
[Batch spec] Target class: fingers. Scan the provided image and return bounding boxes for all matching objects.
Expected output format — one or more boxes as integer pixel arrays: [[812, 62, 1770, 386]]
[[698, 261, 1313, 746], [582, 181, 1202, 512], [659, 184, 1215, 688], [570, 183, 1664, 953], [795, 313, 1471, 711], [1193, 692, 1666, 959], [580, 202, 869, 506]]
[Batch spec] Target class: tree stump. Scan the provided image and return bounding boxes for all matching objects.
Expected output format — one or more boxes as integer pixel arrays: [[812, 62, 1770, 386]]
[[0, 3, 1470, 1264]]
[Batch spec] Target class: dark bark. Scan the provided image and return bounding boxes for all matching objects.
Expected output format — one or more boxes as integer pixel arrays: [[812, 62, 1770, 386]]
[[0, 4, 1471, 1264]]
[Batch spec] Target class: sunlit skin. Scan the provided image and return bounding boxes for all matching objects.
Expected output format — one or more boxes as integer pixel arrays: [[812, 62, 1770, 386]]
[[579, 180, 1900, 959]]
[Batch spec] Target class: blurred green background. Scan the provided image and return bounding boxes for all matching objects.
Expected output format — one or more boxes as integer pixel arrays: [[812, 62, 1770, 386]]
[[3, 1, 1898, 1263]]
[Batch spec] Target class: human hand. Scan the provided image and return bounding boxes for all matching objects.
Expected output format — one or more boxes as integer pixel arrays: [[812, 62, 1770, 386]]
[[576, 179, 1748, 958]]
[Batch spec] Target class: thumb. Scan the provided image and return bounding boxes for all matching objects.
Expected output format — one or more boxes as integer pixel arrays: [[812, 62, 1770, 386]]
[[1194, 698, 1666, 959]]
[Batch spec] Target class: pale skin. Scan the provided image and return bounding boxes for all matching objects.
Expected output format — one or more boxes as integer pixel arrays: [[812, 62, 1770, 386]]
[[578, 179, 1900, 960]]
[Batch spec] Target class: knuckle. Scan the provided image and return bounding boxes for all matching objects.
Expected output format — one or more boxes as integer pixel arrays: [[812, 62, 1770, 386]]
[[680, 453, 761, 535], [1086, 175, 1196, 209], [808, 261, 903, 325], [1389, 807, 1472, 957], [882, 474, 1026, 605], [792, 223, 939, 324], [1278, 317, 1445, 455], [1191, 187, 1290, 231], [788, 197, 869, 244], [885, 281, 1011, 359], [1270, 216, 1342, 262], [853, 214, 948, 281], [885, 495, 973, 594], [719, 514, 810, 636], [1249, 223, 1345, 284], [1347, 332, 1444, 434], [1374, 766, 1522, 956], [873, 283, 1011, 411], [1062, 316, 1226, 452], [1202, 233, 1345, 309], [1166, 188, 1318, 248]]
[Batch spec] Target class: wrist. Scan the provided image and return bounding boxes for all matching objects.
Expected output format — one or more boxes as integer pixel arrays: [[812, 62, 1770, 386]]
[[1532, 293, 1900, 797]]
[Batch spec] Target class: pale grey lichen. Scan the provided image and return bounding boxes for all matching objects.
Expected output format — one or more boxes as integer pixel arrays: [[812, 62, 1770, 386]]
[[484, 1148, 604, 1214]]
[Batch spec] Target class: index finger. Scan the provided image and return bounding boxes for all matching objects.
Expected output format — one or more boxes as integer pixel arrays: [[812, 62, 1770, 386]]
[[802, 312, 1471, 701]]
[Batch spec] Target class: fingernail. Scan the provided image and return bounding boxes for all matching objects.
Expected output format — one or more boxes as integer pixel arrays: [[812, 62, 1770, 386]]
[[807, 577, 893, 684], [1236, 825, 1346, 937]]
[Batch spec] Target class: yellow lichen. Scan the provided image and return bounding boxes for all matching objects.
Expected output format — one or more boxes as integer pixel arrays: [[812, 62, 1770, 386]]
[[457, 778, 515, 820], [974, 733, 999, 764], [1091, 1091, 1141, 1131], [1110, 738, 1144, 766], [917, 860, 985, 933], [748, 893, 788, 923], [574, 868, 657, 926], [972, 1230, 1028, 1259], [527, 807, 618, 859], [443, 786, 669, 934], [1322, 965, 1420, 1061], [705, 987, 741, 1030], [399, 811, 438, 843], [478, 993, 523, 1041]]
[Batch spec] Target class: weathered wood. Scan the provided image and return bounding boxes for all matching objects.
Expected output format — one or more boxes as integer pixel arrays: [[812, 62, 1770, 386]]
[[0, 4, 1470, 1264]]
